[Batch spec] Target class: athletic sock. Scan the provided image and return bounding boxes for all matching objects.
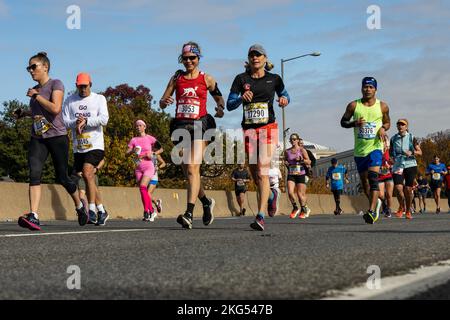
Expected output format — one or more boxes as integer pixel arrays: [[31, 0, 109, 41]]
[[139, 186, 151, 212], [76, 202, 84, 210], [31, 211, 39, 219], [89, 203, 96, 212], [96, 204, 105, 213], [186, 203, 195, 215], [199, 195, 210, 206]]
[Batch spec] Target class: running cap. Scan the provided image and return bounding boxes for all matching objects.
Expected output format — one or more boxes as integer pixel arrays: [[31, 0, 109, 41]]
[[248, 44, 267, 56], [182, 44, 202, 57], [397, 118, 408, 126], [362, 76, 377, 89], [331, 158, 338, 164], [76, 73, 91, 86], [135, 119, 146, 128]]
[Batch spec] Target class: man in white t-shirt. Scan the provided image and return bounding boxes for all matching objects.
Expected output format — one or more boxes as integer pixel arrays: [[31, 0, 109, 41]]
[[268, 160, 282, 217], [63, 73, 109, 226]]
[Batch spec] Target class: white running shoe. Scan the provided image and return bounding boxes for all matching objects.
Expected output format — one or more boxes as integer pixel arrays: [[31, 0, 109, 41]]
[[155, 199, 162, 213], [149, 211, 158, 222]]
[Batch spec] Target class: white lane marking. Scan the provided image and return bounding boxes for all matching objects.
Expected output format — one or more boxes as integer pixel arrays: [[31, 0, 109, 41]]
[[0, 229, 150, 238], [323, 259, 450, 300]]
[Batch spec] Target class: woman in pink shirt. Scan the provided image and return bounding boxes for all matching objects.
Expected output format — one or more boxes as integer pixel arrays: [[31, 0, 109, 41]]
[[126, 120, 162, 222]]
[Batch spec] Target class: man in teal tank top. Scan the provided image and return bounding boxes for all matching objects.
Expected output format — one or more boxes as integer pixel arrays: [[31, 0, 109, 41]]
[[340, 77, 391, 224]]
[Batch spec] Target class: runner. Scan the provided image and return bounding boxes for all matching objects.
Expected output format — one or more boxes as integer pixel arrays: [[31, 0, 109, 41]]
[[426, 155, 448, 214], [227, 44, 290, 231], [445, 166, 450, 213], [284, 133, 313, 219], [147, 151, 166, 221], [159, 41, 224, 229], [63, 73, 110, 226], [417, 174, 430, 214], [231, 164, 251, 216], [378, 136, 394, 218], [389, 119, 422, 220], [268, 160, 282, 217], [126, 120, 162, 222], [340, 76, 390, 224], [15, 52, 87, 231], [325, 158, 349, 215]]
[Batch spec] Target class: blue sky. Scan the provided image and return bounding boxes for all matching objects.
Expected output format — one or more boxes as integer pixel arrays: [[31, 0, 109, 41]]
[[1, 0, 449, 151]]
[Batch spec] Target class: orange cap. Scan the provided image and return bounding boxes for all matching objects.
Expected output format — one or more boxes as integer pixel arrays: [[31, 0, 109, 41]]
[[76, 73, 91, 86], [397, 118, 408, 126]]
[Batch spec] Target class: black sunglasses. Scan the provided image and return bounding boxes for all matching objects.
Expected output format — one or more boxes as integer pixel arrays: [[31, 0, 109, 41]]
[[249, 51, 263, 58], [26, 63, 40, 72], [182, 56, 198, 62]]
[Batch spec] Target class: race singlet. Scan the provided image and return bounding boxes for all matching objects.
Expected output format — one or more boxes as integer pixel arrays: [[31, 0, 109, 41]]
[[332, 172, 341, 180], [33, 115, 52, 136], [76, 132, 93, 151], [432, 173, 441, 180], [288, 165, 304, 176], [244, 102, 269, 125], [358, 122, 376, 140]]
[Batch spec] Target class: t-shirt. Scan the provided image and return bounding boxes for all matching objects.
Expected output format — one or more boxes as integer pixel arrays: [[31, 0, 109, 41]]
[[326, 165, 347, 191], [62, 92, 109, 153], [229, 71, 286, 130], [30, 79, 67, 139], [232, 168, 250, 189], [128, 135, 157, 168], [417, 178, 429, 193], [269, 167, 282, 189], [426, 163, 447, 184]]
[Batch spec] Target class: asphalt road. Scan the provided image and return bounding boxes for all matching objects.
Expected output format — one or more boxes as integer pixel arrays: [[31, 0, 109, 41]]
[[1, 213, 449, 300]]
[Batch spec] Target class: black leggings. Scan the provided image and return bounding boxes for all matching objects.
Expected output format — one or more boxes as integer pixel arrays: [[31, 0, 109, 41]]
[[28, 135, 77, 194]]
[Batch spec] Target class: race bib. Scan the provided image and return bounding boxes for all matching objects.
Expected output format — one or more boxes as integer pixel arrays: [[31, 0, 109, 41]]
[[393, 167, 404, 175], [432, 173, 441, 180], [380, 167, 390, 175], [133, 146, 142, 165], [332, 173, 341, 180], [176, 102, 200, 119], [237, 180, 245, 187], [244, 102, 269, 125], [33, 116, 52, 136], [76, 132, 93, 151], [288, 165, 304, 175], [358, 122, 376, 140]]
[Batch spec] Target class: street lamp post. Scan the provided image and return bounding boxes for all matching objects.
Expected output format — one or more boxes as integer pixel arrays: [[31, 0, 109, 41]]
[[280, 52, 321, 190]]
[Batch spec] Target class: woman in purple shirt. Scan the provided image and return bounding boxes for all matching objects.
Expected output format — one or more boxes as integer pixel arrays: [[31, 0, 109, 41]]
[[15, 52, 88, 231]]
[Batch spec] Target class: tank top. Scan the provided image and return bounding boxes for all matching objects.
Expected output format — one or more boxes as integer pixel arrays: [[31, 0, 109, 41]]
[[286, 148, 305, 175], [353, 99, 383, 157], [175, 71, 208, 120]]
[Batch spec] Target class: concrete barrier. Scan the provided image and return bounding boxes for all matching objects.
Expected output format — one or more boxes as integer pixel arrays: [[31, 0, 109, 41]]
[[0, 182, 447, 221]]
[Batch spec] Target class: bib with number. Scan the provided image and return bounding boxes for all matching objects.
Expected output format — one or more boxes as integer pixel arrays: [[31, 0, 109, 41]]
[[133, 146, 142, 165], [380, 167, 390, 175], [76, 132, 93, 151], [244, 102, 269, 125], [432, 173, 441, 180], [176, 99, 200, 119], [237, 180, 245, 187], [393, 167, 404, 175], [332, 172, 341, 180], [33, 116, 52, 136], [288, 165, 304, 176], [358, 122, 376, 140]]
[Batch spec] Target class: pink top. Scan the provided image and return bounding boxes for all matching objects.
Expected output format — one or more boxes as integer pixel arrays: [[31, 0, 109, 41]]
[[128, 135, 157, 167]]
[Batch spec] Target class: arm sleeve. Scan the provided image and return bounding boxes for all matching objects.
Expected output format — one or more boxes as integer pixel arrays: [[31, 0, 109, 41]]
[[275, 75, 290, 103], [86, 95, 109, 128], [226, 76, 243, 111]]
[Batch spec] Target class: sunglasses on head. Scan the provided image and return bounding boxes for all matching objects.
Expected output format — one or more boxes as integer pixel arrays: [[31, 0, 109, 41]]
[[249, 51, 263, 58], [26, 63, 40, 72], [182, 55, 198, 62]]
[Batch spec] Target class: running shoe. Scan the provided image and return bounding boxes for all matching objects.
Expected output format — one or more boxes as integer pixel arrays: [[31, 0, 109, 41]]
[[395, 209, 404, 218], [384, 208, 392, 218], [241, 208, 246, 216], [299, 212, 306, 219], [149, 210, 157, 222], [268, 189, 278, 217], [177, 212, 193, 229], [87, 210, 97, 224], [155, 199, 162, 213], [363, 210, 379, 224], [143, 211, 150, 222], [96, 210, 109, 226], [338, 208, 343, 215], [303, 206, 311, 218], [18, 213, 41, 231], [76, 206, 88, 226], [405, 211, 413, 220], [250, 214, 265, 231], [436, 207, 441, 214], [334, 209, 339, 215], [289, 208, 300, 219], [202, 198, 215, 226]]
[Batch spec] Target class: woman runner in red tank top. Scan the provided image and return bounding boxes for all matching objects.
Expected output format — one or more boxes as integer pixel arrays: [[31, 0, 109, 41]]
[[159, 41, 225, 230]]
